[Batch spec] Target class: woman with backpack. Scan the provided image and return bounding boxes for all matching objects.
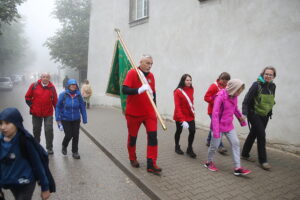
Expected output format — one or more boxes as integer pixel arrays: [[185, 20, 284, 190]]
[[56, 79, 87, 159], [173, 74, 196, 158], [241, 67, 276, 170], [0, 107, 55, 200]]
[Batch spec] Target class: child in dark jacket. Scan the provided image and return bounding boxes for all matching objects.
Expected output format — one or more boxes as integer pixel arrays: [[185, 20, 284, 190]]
[[0, 107, 55, 200]]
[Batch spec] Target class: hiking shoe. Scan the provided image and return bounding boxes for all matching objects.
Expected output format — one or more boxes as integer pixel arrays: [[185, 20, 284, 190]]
[[241, 156, 256, 162], [130, 160, 140, 168], [261, 162, 272, 170], [153, 164, 162, 172], [234, 167, 252, 176], [47, 149, 54, 155], [186, 147, 197, 158], [204, 161, 218, 172], [175, 145, 184, 155], [62, 146, 67, 155], [217, 147, 227, 154], [72, 152, 80, 159]]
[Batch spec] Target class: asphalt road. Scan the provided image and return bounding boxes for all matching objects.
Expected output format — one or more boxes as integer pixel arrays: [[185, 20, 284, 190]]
[[0, 82, 149, 200]]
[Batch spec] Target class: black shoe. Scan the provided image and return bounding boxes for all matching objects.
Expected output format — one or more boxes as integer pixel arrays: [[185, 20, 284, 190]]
[[186, 147, 197, 158], [62, 146, 67, 155], [47, 149, 54, 155], [175, 145, 184, 155], [147, 158, 161, 175], [72, 152, 80, 159]]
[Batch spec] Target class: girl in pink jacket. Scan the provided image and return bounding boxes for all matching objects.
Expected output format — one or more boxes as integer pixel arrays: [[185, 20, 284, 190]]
[[204, 79, 252, 176]]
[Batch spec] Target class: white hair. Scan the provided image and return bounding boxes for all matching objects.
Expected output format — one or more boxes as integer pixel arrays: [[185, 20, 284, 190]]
[[40, 72, 50, 78], [141, 54, 152, 60]]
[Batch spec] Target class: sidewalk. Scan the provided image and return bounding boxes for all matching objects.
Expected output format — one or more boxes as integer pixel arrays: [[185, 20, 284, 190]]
[[81, 107, 300, 200]]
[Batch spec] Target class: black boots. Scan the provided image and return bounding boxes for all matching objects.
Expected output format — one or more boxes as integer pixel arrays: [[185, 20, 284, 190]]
[[147, 158, 162, 175], [186, 147, 196, 158], [175, 145, 184, 155]]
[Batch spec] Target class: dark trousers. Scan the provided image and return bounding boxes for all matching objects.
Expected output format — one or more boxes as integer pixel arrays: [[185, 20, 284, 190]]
[[175, 120, 196, 148], [62, 120, 81, 153], [10, 181, 36, 200], [242, 113, 269, 164], [32, 115, 53, 151]]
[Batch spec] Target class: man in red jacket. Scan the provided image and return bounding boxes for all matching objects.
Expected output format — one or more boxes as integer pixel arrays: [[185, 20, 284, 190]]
[[25, 73, 58, 154], [122, 55, 162, 175]]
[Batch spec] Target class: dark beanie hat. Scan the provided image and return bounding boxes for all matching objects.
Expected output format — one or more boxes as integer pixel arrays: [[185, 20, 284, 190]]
[[0, 107, 24, 130]]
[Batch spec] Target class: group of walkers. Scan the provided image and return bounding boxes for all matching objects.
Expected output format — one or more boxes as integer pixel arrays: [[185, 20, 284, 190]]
[[0, 56, 276, 199], [0, 73, 92, 199], [123, 55, 276, 177]]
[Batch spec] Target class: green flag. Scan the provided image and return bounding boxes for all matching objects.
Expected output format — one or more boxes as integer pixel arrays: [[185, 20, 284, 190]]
[[106, 40, 133, 112]]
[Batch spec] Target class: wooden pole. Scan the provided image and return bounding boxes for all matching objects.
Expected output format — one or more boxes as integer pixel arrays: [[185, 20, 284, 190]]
[[114, 28, 167, 131]]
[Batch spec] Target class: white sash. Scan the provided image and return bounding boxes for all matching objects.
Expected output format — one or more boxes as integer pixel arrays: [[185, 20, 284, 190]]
[[178, 88, 195, 114], [214, 82, 221, 91], [138, 69, 153, 95]]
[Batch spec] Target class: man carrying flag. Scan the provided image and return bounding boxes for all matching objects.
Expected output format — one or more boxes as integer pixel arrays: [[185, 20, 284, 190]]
[[122, 54, 162, 175]]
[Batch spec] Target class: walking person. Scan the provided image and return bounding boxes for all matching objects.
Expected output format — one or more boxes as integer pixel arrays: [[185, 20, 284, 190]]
[[204, 79, 252, 176], [204, 72, 230, 154], [173, 74, 196, 158], [81, 80, 93, 109], [55, 79, 87, 159], [25, 73, 57, 155], [241, 66, 276, 170], [122, 54, 162, 175], [0, 107, 55, 200], [62, 75, 69, 90]]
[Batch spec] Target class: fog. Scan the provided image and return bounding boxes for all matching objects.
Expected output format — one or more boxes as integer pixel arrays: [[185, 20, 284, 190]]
[[18, 0, 60, 73]]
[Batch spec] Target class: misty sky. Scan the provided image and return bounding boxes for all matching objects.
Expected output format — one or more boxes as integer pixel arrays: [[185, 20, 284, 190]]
[[18, 0, 60, 73]]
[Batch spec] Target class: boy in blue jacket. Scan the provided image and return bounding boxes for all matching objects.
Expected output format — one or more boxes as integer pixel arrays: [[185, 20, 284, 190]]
[[0, 107, 55, 200]]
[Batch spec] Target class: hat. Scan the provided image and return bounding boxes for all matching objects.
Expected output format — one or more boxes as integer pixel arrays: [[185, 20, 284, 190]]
[[226, 79, 244, 96]]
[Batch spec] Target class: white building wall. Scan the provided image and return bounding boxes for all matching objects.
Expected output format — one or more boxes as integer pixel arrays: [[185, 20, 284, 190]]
[[88, 0, 300, 153]]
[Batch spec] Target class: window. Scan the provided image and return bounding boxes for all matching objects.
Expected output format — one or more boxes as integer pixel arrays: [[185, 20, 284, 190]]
[[129, 0, 149, 26]]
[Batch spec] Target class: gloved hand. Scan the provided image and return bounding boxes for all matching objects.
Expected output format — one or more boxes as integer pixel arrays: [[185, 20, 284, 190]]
[[138, 84, 151, 94], [57, 122, 64, 131], [181, 121, 189, 129]]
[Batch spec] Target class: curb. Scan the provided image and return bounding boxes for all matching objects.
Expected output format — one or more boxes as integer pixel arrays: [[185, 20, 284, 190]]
[[80, 126, 169, 200]]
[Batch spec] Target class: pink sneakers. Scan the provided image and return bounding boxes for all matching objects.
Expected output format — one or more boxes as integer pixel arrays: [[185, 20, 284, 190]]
[[234, 167, 252, 176], [204, 161, 218, 172]]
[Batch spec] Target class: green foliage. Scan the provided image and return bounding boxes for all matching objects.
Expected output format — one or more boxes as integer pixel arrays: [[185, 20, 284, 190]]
[[45, 0, 90, 71], [0, 0, 26, 31], [0, 21, 27, 74]]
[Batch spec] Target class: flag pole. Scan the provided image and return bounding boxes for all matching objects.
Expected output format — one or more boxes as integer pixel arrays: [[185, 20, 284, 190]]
[[114, 28, 167, 131]]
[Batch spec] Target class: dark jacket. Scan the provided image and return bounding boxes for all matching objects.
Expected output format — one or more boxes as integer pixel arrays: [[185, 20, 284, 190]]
[[25, 80, 58, 117], [55, 79, 87, 123], [0, 108, 55, 192], [242, 76, 276, 117]]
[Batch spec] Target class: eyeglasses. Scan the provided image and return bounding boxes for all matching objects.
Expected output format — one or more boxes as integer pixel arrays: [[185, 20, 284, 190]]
[[264, 73, 274, 77]]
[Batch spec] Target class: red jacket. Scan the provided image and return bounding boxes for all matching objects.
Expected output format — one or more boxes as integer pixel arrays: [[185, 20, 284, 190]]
[[204, 80, 226, 115], [25, 80, 58, 117], [173, 86, 195, 122]]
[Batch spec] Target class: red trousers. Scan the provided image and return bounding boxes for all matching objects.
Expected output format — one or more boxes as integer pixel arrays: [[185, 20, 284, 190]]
[[126, 114, 158, 164]]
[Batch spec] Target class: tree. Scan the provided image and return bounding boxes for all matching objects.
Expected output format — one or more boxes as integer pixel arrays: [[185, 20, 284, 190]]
[[0, 21, 28, 75], [45, 0, 90, 77], [0, 0, 26, 32]]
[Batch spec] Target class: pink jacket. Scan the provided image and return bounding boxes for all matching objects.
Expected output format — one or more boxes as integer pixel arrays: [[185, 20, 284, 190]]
[[212, 89, 246, 138]]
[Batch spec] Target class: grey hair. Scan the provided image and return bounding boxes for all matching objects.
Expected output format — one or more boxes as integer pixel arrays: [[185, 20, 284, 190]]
[[40, 72, 50, 78], [141, 54, 152, 60]]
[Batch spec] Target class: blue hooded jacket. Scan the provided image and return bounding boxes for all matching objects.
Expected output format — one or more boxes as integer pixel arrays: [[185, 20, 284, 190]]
[[0, 108, 55, 192], [55, 79, 87, 123]]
